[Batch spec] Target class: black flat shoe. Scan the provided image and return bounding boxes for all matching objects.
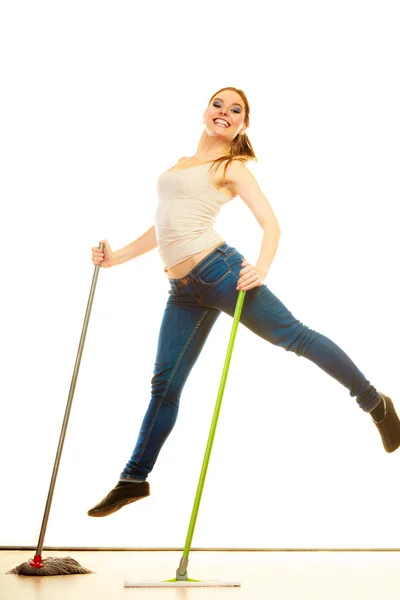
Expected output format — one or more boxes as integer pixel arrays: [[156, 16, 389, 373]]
[[371, 394, 400, 453], [87, 481, 150, 517]]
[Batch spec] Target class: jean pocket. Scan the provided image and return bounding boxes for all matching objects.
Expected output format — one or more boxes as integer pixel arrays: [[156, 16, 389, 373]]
[[196, 255, 231, 287], [224, 250, 244, 279]]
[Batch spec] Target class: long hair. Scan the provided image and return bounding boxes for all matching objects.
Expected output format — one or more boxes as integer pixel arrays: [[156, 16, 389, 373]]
[[206, 86, 257, 185]]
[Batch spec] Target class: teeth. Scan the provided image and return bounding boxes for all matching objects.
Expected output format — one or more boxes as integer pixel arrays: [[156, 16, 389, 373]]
[[214, 119, 229, 127]]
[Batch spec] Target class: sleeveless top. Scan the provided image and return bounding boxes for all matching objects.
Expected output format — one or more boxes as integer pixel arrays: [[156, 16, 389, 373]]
[[154, 162, 235, 271]]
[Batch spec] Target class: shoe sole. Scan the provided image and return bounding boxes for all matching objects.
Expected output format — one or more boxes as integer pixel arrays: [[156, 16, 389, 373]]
[[88, 492, 150, 517]]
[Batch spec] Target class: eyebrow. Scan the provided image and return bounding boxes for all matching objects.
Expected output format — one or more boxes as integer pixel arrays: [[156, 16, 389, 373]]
[[213, 97, 243, 109]]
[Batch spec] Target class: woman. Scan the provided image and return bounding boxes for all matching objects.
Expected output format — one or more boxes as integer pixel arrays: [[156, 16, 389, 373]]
[[87, 86, 400, 518]]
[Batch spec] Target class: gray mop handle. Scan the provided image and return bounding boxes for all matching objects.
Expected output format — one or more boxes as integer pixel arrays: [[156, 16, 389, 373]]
[[34, 242, 105, 557]]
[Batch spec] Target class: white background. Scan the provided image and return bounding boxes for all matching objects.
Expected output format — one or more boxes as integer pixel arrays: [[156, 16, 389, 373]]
[[1, 0, 399, 549]]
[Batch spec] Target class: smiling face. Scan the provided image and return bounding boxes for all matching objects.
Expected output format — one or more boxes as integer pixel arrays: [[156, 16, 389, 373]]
[[204, 89, 247, 141]]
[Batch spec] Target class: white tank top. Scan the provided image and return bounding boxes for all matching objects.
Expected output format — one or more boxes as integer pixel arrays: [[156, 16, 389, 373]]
[[154, 162, 235, 271]]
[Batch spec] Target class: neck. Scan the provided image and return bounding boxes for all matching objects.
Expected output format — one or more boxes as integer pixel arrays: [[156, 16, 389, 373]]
[[194, 130, 231, 159]]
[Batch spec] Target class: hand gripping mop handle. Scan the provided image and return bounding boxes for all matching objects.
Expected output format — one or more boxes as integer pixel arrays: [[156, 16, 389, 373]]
[[176, 289, 246, 581], [30, 243, 104, 569]]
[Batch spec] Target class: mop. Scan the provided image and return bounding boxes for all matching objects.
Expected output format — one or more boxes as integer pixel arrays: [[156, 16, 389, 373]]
[[124, 288, 246, 588], [7, 243, 106, 576]]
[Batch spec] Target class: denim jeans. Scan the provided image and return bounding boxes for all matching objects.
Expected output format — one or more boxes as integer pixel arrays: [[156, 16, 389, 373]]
[[120, 241, 381, 482]]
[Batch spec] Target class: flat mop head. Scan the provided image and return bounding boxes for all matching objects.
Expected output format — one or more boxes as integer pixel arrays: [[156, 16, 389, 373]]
[[124, 577, 241, 587]]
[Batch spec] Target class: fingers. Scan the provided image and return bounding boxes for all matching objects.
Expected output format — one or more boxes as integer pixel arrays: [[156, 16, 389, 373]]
[[237, 264, 254, 287], [92, 246, 104, 266], [237, 273, 259, 290], [237, 263, 262, 290]]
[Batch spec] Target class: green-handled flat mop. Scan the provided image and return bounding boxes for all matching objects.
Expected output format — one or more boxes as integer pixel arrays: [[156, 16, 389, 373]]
[[124, 288, 246, 588]]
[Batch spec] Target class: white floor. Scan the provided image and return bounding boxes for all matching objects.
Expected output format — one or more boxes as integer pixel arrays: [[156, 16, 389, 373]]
[[2, 550, 400, 599]]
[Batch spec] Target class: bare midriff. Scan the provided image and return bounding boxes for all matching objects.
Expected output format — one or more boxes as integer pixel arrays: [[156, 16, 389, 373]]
[[164, 241, 224, 279]]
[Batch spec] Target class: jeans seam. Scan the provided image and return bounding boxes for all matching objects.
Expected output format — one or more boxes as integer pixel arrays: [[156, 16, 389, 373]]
[[196, 251, 236, 288], [197, 268, 231, 287], [135, 308, 210, 463], [195, 252, 223, 280], [194, 247, 236, 279]]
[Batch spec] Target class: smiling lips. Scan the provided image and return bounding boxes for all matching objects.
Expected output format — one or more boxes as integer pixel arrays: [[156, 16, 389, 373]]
[[214, 118, 230, 128]]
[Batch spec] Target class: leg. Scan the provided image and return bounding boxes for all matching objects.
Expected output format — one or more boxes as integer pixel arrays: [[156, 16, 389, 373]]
[[120, 288, 221, 481], [87, 287, 221, 517], [187, 242, 400, 453], [231, 287, 380, 411], [223, 278, 400, 452], [192, 245, 380, 412]]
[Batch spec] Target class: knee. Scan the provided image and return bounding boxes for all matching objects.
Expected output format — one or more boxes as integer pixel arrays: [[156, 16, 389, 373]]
[[151, 372, 182, 410], [282, 324, 318, 356]]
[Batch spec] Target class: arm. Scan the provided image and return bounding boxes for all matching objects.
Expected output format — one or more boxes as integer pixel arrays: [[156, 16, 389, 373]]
[[111, 225, 158, 266], [255, 226, 281, 279], [226, 161, 281, 279]]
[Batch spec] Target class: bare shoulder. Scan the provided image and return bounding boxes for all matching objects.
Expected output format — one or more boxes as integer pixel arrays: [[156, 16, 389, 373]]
[[223, 159, 281, 230], [225, 158, 252, 176], [178, 156, 189, 163], [223, 158, 256, 194]]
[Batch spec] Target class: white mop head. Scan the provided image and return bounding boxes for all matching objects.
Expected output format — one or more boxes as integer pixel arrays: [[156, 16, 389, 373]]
[[124, 579, 241, 587]]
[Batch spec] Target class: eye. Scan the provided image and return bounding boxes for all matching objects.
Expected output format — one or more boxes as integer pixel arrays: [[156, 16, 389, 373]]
[[213, 101, 241, 114]]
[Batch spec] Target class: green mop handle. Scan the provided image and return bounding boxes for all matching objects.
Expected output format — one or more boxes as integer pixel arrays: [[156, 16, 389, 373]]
[[176, 289, 246, 579]]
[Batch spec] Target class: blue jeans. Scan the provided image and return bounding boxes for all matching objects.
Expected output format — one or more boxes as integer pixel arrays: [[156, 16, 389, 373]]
[[120, 241, 381, 482]]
